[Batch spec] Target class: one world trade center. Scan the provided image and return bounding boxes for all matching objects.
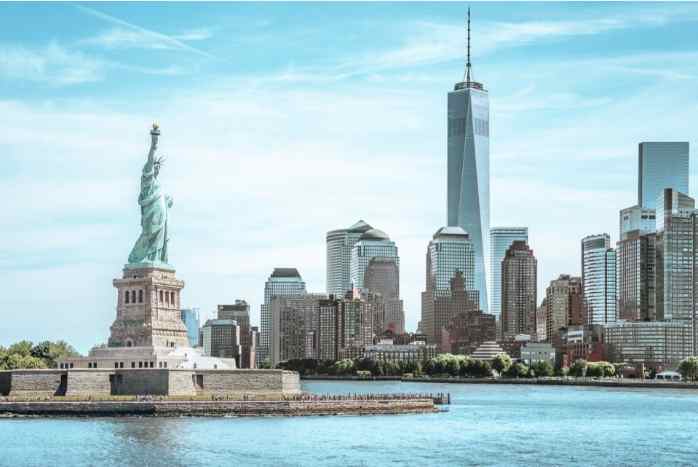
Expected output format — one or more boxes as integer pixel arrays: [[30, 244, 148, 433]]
[[447, 9, 490, 312]]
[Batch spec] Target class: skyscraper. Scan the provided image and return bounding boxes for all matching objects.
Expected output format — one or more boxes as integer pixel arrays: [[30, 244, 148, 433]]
[[581, 234, 617, 325], [617, 207, 656, 321], [259, 268, 307, 365], [655, 189, 696, 322], [180, 307, 200, 347], [638, 142, 689, 209], [218, 300, 255, 368], [501, 241, 537, 339], [350, 228, 399, 293], [421, 227, 494, 350], [326, 220, 373, 296], [447, 9, 490, 312], [364, 257, 404, 334], [489, 227, 528, 319]]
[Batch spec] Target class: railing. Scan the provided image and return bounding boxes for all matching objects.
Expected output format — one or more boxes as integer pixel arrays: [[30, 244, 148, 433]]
[[283, 392, 450, 405]]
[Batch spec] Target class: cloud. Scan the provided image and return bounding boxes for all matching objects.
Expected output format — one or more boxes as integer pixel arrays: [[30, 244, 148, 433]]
[[0, 42, 104, 85], [75, 5, 216, 58]]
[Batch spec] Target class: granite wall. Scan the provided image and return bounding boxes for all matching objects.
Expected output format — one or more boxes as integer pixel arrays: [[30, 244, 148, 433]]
[[1, 369, 299, 398], [65, 370, 113, 397], [6, 370, 66, 397]]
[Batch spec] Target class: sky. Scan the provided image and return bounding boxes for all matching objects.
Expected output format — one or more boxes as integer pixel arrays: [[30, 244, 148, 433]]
[[2, 2, 698, 353]]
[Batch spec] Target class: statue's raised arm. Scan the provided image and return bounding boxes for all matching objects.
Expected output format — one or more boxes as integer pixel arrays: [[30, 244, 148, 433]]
[[127, 123, 172, 269]]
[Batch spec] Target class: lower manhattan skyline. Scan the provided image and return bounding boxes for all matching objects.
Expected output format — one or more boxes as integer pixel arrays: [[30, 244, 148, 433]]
[[4, 2, 698, 353]]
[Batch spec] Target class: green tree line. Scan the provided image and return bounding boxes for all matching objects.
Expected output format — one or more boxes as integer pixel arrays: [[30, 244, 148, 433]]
[[0, 340, 80, 370]]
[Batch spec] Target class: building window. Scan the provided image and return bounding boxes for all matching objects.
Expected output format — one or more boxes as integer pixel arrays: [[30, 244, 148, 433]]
[[150, 361, 154, 368], [114, 362, 118, 368], [138, 361, 143, 368], [70, 363, 74, 368], [125, 291, 130, 304], [120, 362, 124, 368], [139, 290, 144, 303], [160, 290, 164, 303], [164, 362, 167, 368], [170, 291, 175, 306], [131, 362, 135, 368], [131, 290, 136, 303]]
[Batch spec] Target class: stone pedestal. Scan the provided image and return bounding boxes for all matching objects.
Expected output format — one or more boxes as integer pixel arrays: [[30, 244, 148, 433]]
[[109, 266, 189, 348]]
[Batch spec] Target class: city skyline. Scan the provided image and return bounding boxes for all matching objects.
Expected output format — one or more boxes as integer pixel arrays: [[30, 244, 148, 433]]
[[3, 3, 698, 352]]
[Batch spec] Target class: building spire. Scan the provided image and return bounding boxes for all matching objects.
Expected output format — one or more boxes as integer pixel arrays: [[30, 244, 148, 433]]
[[465, 7, 472, 85]]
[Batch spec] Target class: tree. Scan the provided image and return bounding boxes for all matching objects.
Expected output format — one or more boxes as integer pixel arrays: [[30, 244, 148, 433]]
[[531, 360, 554, 377], [8, 340, 33, 358], [678, 356, 698, 381], [568, 359, 588, 377], [504, 362, 530, 378], [491, 353, 512, 375]]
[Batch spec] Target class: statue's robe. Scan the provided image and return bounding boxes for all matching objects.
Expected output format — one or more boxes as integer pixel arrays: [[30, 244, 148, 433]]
[[128, 154, 169, 265]]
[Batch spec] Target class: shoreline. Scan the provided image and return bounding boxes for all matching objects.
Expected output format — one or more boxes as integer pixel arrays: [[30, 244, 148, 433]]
[[0, 398, 439, 418], [301, 375, 698, 390]]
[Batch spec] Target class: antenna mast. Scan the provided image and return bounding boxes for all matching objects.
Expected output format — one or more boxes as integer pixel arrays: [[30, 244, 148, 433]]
[[465, 7, 472, 85]]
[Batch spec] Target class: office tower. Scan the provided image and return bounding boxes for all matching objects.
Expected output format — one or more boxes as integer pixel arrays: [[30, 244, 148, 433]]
[[638, 142, 689, 209], [259, 268, 307, 365], [421, 226, 479, 346], [581, 234, 617, 325], [350, 228, 399, 292], [655, 189, 696, 322], [447, 10, 490, 312], [201, 319, 241, 362], [270, 294, 326, 366], [218, 300, 255, 368], [543, 275, 583, 346], [619, 205, 656, 237], [364, 257, 404, 334], [489, 227, 528, 319], [326, 220, 373, 296], [180, 308, 200, 347], [617, 224, 656, 322], [336, 297, 379, 359], [501, 241, 537, 339]]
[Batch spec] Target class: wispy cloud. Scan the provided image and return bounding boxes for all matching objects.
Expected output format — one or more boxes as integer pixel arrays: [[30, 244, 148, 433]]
[[0, 42, 104, 85], [75, 5, 216, 59]]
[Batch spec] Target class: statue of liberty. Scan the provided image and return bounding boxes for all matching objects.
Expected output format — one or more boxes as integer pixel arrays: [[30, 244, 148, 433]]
[[127, 123, 173, 268]]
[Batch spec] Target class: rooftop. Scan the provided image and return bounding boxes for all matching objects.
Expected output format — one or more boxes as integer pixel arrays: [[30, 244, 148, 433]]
[[271, 268, 301, 278], [360, 228, 390, 241], [433, 226, 469, 239]]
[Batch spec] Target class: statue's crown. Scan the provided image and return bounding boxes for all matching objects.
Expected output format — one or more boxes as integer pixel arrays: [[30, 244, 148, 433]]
[[151, 121, 160, 135]]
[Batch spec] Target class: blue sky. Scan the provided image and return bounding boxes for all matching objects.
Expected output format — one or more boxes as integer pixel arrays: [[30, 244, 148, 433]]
[[2, 2, 698, 352]]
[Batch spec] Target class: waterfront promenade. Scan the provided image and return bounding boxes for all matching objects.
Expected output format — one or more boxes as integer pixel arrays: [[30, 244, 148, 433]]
[[302, 375, 698, 390]]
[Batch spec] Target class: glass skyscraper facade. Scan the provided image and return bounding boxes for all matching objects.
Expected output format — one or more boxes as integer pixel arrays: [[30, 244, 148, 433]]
[[425, 226, 475, 296], [180, 307, 200, 347], [326, 220, 372, 296], [638, 142, 689, 209], [581, 234, 617, 325], [259, 268, 307, 365], [447, 72, 490, 312], [489, 227, 528, 319], [349, 229, 399, 292]]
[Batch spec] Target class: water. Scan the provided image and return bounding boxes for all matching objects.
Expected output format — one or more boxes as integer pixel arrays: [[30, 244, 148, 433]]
[[2, 381, 698, 466]]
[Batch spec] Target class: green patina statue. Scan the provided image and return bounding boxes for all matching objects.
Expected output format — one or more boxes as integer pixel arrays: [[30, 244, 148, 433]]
[[127, 123, 173, 269]]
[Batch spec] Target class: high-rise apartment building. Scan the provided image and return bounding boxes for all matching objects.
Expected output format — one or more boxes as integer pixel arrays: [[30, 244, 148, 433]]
[[259, 268, 307, 365], [421, 226, 479, 346], [201, 319, 241, 362], [581, 234, 617, 325], [501, 241, 537, 339], [218, 300, 255, 368], [489, 227, 528, 319], [180, 308, 200, 347], [270, 294, 325, 366], [326, 220, 373, 296], [638, 142, 689, 209], [655, 189, 696, 323], [447, 10, 490, 312], [543, 275, 583, 346], [617, 229, 656, 321]]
